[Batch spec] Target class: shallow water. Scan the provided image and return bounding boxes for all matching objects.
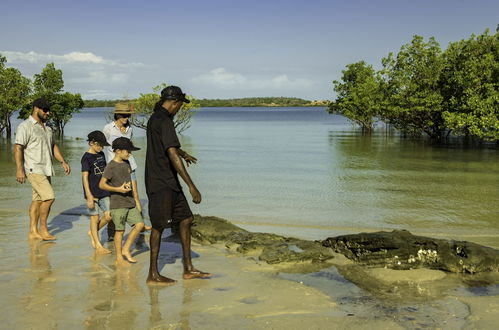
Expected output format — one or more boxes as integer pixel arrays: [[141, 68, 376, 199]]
[[1, 107, 498, 243], [1, 107, 498, 328]]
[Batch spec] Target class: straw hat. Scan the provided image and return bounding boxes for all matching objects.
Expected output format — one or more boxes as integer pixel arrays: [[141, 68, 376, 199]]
[[114, 102, 135, 114]]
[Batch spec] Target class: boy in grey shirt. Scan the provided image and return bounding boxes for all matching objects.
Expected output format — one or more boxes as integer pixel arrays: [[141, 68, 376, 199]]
[[99, 137, 144, 267]]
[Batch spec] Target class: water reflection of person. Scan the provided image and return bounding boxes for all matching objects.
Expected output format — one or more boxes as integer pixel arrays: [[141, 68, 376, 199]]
[[22, 241, 57, 329], [85, 258, 143, 329]]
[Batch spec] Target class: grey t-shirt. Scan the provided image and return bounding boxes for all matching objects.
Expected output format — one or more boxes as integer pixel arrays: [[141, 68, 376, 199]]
[[102, 160, 135, 209]]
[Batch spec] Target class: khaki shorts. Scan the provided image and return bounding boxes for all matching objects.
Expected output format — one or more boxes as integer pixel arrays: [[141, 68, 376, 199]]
[[27, 173, 55, 201], [110, 207, 143, 231]]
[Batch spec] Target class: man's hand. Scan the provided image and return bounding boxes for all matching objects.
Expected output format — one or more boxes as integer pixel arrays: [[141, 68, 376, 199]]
[[16, 169, 26, 184], [62, 161, 71, 175], [189, 186, 202, 204], [117, 182, 132, 194], [182, 152, 198, 167], [87, 198, 95, 210]]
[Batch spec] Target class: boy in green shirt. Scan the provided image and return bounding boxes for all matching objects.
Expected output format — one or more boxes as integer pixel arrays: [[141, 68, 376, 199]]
[[99, 137, 144, 266]]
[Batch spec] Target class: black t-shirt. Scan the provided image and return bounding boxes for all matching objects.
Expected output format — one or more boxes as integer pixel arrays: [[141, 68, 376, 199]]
[[80, 151, 110, 199], [145, 108, 182, 194]]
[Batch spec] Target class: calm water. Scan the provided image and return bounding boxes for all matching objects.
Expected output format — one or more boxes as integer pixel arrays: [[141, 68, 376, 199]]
[[1, 107, 498, 244]]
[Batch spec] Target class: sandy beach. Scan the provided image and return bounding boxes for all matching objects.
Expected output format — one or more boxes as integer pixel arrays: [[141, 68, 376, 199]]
[[1, 200, 498, 329]]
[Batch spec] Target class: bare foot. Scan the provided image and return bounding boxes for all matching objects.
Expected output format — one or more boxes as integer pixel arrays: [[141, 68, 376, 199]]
[[87, 231, 96, 248], [122, 252, 137, 263], [183, 269, 212, 279], [115, 257, 131, 267], [96, 246, 112, 254], [146, 273, 177, 286], [28, 231, 43, 240], [40, 231, 56, 241]]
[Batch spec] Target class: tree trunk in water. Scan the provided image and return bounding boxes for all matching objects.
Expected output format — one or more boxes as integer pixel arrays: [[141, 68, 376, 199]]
[[6, 117, 11, 138]]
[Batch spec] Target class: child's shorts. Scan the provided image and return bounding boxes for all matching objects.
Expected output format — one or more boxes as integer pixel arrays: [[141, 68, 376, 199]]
[[88, 196, 110, 216], [110, 207, 143, 231]]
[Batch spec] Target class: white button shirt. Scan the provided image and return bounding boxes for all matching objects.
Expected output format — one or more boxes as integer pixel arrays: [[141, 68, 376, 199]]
[[102, 121, 138, 171], [15, 116, 55, 176]]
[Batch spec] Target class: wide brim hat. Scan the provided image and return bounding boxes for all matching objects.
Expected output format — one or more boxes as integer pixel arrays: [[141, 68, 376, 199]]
[[113, 102, 135, 114]]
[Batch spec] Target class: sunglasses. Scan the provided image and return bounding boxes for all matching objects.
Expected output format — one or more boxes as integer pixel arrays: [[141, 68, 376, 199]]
[[41, 108, 51, 113]]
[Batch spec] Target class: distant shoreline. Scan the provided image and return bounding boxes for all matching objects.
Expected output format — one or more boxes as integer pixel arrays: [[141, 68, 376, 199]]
[[83, 97, 330, 108]]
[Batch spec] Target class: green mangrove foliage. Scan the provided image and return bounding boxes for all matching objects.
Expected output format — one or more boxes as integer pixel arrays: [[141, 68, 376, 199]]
[[330, 29, 499, 141], [0, 55, 31, 137], [17, 63, 84, 135], [329, 61, 382, 132]]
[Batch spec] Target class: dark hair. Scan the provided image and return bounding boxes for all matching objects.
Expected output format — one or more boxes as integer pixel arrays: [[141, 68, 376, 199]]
[[114, 113, 130, 126]]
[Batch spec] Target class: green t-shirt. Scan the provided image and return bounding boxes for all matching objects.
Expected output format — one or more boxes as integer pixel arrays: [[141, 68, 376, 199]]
[[102, 160, 135, 209]]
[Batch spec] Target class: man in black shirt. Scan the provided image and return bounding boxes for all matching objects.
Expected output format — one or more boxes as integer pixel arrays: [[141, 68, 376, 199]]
[[145, 86, 211, 285]]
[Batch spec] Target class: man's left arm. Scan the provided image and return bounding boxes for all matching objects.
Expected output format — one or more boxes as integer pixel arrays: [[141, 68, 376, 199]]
[[53, 144, 71, 175]]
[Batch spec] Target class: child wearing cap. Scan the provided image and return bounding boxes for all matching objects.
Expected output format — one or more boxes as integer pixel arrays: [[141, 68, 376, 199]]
[[81, 131, 112, 254], [99, 137, 145, 266]]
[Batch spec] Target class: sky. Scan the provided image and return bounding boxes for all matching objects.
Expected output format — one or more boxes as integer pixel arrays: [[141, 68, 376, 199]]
[[1, 0, 498, 100]]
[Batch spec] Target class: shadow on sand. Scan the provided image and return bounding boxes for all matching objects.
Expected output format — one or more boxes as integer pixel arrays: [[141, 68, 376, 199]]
[[47, 204, 87, 236], [156, 229, 200, 273]]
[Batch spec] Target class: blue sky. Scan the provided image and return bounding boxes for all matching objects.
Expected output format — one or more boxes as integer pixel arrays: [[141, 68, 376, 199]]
[[1, 0, 497, 100]]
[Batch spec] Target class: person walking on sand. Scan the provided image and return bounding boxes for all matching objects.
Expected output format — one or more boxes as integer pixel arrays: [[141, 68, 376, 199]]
[[81, 130, 112, 254], [99, 137, 145, 266], [14, 97, 71, 241], [145, 86, 211, 285], [103, 102, 150, 240]]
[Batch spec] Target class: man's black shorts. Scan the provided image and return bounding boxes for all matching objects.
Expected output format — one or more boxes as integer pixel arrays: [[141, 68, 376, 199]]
[[147, 189, 193, 230]]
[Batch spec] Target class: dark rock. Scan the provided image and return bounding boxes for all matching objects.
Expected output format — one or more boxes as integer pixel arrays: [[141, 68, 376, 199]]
[[192, 215, 335, 264], [323, 230, 499, 273]]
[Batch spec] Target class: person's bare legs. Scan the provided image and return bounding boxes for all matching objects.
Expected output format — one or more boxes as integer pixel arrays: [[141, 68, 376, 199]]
[[89, 215, 111, 254], [28, 201, 42, 240], [114, 231, 130, 267], [99, 211, 112, 230], [146, 227, 176, 285], [180, 217, 212, 279], [88, 215, 97, 248], [38, 199, 55, 240], [88, 212, 111, 247], [122, 222, 144, 263]]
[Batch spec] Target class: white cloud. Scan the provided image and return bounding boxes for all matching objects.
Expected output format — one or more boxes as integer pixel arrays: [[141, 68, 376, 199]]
[[1, 50, 145, 68], [192, 67, 315, 90], [69, 71, 128, 84], [0, 50, 149, 99], [193, 68, 247, 86]]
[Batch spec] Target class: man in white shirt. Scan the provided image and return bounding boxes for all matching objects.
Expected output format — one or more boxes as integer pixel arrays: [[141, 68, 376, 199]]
[[14, 97, 71, 240]]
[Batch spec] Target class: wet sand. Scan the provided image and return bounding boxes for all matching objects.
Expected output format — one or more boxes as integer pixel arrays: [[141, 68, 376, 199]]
[[1, 203, 498, 329]]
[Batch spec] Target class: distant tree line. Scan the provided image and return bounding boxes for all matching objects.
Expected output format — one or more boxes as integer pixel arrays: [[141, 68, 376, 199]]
[[0, 56, 83, 137], [84, 97, 327, 108], [329, 28, 499, 142], [83, 99, 125, 108], [197, 97, 323, 107]]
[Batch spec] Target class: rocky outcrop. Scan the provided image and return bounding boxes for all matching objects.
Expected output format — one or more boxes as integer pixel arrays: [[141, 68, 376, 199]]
[[191, 215, 335, 264], [192, 216, 499, 274], [323, 229, 499, 273]]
